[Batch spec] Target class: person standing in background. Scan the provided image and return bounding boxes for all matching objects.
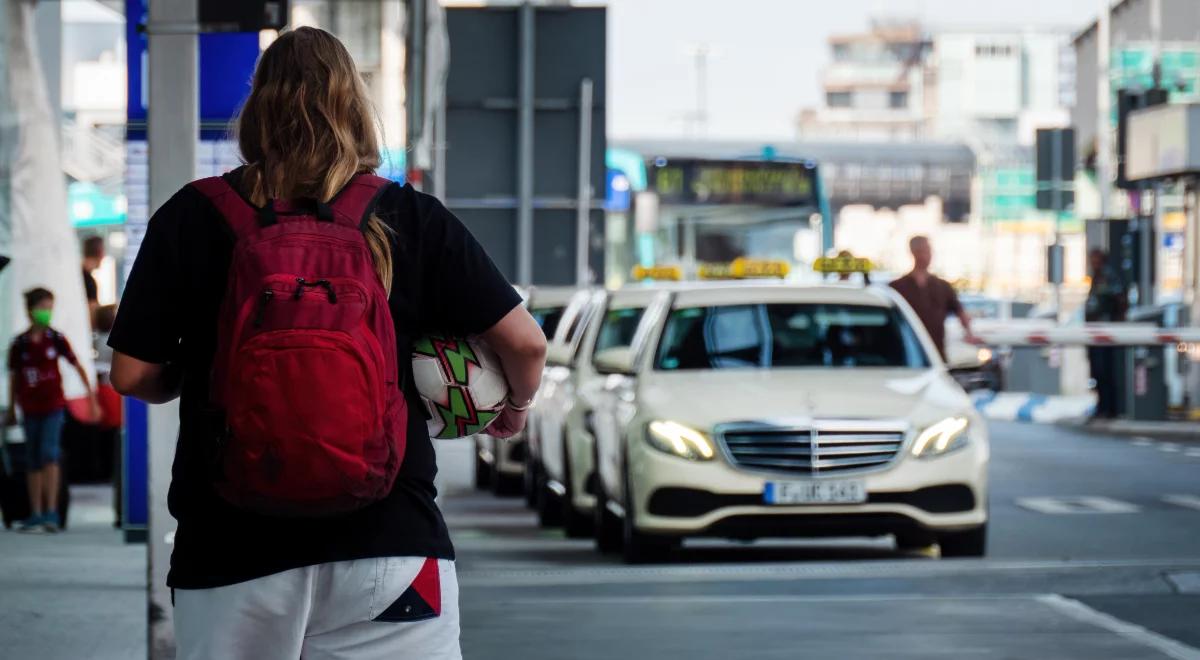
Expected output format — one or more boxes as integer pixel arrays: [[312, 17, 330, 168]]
[[81, 236, 105, 326], [6, 288, 100, 532], [1085, 249, 1127, 419], [889, 235, 973, 360]]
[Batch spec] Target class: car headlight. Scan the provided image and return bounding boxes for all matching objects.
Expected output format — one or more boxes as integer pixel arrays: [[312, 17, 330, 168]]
[[646, 421, 715, 461], [976, 347, 993, 363], [911, 416, 970, 458]]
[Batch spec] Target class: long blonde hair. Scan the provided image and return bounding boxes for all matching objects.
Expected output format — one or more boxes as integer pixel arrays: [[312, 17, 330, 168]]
[[235, 26, 393, 292]]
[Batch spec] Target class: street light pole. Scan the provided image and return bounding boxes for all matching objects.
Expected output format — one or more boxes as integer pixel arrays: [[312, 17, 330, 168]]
[[1096, 0, 1113, 221]]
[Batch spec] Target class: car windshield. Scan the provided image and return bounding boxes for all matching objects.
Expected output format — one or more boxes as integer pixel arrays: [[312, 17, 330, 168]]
[[593, 306, 645, 354], [656, 303, 930, 370], [530, 305, 565, 339]]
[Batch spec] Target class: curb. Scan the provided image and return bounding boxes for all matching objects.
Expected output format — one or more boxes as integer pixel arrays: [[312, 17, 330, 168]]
[[972, 391, 1095, 423]]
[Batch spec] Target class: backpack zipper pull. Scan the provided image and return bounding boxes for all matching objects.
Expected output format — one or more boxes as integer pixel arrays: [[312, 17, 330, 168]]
[[317, 279, 337, 304], [254, 289, 275, 327]]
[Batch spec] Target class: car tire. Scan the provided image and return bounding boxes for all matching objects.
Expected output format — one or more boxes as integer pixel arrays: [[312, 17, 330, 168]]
[[490, 439, 522, 496], [560, 441, 593, 538], [620, 460, 678, 564], [938, 524, 987, 558], [593, 485, 623, 554], [473, 451, 490, 491], [893, 531, 935, 552], [535, 469, 563, 528], [523, 452, 539, 508]]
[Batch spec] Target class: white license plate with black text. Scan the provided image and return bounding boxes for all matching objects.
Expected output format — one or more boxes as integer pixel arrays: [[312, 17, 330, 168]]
[[763, 480, 866, 505]]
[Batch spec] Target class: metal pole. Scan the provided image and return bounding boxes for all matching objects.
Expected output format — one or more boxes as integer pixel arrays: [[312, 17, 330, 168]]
[[516, 1, 535, 286], [575, 78, 593, 286], [406, 0, 426, 167], [1096, 0, 1113, 220], [146, 1, 196, 656], [1052, 129, 1063, 322]]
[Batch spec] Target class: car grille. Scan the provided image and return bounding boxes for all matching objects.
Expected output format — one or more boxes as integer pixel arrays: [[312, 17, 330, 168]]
[[719, 421, 906, 476]]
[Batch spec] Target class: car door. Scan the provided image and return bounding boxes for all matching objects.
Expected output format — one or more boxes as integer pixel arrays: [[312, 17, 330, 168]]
[[594, 291, 673, 504], [537, 291, 599, 486]]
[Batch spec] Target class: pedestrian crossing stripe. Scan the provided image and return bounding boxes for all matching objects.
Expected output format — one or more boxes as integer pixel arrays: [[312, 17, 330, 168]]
[[1016, 497, 1140, 514], [1163, 495, 1200, 511], [1016, 495, 1200, 514]]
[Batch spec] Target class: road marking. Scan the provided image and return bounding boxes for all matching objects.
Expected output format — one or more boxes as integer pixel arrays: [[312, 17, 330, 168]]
[[1164, 495, 1200, 512], [1016, 496, 1140, 514], [1159, 443, 1183, 453], [1132, 436, 1156, 447], [1185, 449, 1200, 458], [1036, 594, 1200, 660], [456, 557, 1200, 588], [497, 593, 1048, 606]]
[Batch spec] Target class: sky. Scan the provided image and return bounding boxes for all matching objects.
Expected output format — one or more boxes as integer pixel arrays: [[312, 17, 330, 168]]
[[605, 0, 1105, 141]]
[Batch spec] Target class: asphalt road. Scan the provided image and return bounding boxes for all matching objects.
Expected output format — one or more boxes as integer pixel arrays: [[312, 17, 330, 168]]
[[445, 421, 1200, 660]]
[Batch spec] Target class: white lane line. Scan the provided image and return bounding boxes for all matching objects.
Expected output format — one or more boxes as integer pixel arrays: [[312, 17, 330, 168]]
[[1132, 436, 1156, 447], [1016, 496, 1140, 514], [497, 593, 1047, 606], [1159, 443, 1183, 453], [457, 557, 1200, 588], [1164, 495, 1200, 512], [1036, 594, 1200, 660], [1185, 449, 1200, 458]]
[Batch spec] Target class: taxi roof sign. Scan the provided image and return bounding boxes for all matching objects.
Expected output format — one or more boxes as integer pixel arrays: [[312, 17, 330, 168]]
[[813, 255, 873, 274], [699, 258, 790, 280], [631, 264, 683, 281]]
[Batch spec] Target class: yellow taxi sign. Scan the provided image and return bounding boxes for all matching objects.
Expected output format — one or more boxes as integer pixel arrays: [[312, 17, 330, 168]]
[[699, 258, 790, 280], [631, 264, 683, 281], [731, 258, 790, 279], [813, 255, 873, 274]]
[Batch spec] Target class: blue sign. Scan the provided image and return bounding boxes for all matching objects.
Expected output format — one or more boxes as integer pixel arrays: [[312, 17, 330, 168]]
[[125, 0, 260, 139]]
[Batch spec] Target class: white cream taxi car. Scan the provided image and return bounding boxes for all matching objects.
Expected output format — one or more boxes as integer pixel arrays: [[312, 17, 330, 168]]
[[474, 286, 574, 495], [531, 286, 660, 535], [590, 275, 989, 562]]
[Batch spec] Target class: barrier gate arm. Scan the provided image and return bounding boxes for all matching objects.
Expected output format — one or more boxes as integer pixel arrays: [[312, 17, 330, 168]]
[[967, 324, 1200, 347]]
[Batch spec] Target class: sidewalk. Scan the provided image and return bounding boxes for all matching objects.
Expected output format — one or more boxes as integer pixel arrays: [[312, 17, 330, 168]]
[[0, 485, 145, 660]]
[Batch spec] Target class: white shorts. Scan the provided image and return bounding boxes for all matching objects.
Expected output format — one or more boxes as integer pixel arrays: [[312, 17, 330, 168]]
[[174, 557, 461, 660]]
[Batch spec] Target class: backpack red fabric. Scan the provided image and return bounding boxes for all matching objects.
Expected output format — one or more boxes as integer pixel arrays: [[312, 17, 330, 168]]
[[191, 173, 406, 517]]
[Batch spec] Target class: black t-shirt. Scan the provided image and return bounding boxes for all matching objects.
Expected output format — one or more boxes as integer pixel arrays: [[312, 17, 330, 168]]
[[83, 269, 98, 303], [108, 172, 521, 589]]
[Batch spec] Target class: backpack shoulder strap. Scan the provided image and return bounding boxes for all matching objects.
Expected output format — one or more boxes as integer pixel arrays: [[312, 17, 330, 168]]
[[191, 176, 261, 241], [328, 174, 393, 230]]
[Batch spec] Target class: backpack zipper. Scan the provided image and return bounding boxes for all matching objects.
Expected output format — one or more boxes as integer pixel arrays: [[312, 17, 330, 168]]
[[253, 289, 275, 327]]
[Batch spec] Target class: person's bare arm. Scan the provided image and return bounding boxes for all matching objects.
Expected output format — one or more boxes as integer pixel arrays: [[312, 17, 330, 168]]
[[111, 352, 183, 404], [956, 309, 974, 338], [480, 305, 548, 438]]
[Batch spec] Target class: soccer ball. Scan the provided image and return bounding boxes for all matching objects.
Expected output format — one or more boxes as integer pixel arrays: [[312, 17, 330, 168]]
[[411, 335, 509, 439]]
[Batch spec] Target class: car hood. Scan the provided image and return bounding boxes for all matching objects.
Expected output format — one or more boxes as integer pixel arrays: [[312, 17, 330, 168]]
[[637, 368, 973, 430]]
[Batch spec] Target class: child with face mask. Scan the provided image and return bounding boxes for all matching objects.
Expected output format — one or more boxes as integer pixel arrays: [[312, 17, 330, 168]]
[[5, 288, 98, 532]]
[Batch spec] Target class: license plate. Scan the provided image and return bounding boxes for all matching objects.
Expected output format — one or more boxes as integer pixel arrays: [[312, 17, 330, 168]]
[[764, 480, 866, 505]]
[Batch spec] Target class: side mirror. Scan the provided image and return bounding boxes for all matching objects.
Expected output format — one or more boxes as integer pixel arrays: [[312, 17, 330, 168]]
[[593, 346, 634, 375]]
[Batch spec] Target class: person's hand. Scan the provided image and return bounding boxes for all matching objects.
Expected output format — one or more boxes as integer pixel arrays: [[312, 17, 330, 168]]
[[488, 406, 529, 439]]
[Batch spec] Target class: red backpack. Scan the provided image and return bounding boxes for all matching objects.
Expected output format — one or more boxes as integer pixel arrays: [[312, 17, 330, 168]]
[[192, 173, 406, 517]]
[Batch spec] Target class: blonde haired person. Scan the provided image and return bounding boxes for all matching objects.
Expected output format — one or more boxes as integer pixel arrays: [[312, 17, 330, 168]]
[[109, 27, 546, 659]]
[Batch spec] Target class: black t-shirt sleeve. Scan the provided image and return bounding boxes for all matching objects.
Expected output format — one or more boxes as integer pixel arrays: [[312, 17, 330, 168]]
[[943, 279, 964, 316], [83, 270, 99, 303], [415, 193, 521, 336], [107, 187, 196, 364]]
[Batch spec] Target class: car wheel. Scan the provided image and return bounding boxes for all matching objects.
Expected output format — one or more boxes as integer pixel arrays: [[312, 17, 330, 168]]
[[893, 531, 935, 552], [938, 524, 987, 558], [593, 483, 623, 554], [523, 456, 539, 508], [490, 439, 522, 496], [473, 450, 490, 491], [560, 441, 593, 538], [620, 461, 678, 563], [534, 468, 563, 527]]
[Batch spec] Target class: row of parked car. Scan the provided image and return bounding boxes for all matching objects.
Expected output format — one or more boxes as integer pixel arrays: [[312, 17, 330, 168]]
[[475, 274, 990, 562]]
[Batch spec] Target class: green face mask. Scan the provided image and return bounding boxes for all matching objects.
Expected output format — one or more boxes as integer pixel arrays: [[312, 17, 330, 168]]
[[30, 309, 52, 327]]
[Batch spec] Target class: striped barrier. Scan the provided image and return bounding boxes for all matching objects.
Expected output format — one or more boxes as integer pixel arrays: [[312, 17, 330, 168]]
[[968, 324, 1200, 347], [972, 391, 1097, 423]]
